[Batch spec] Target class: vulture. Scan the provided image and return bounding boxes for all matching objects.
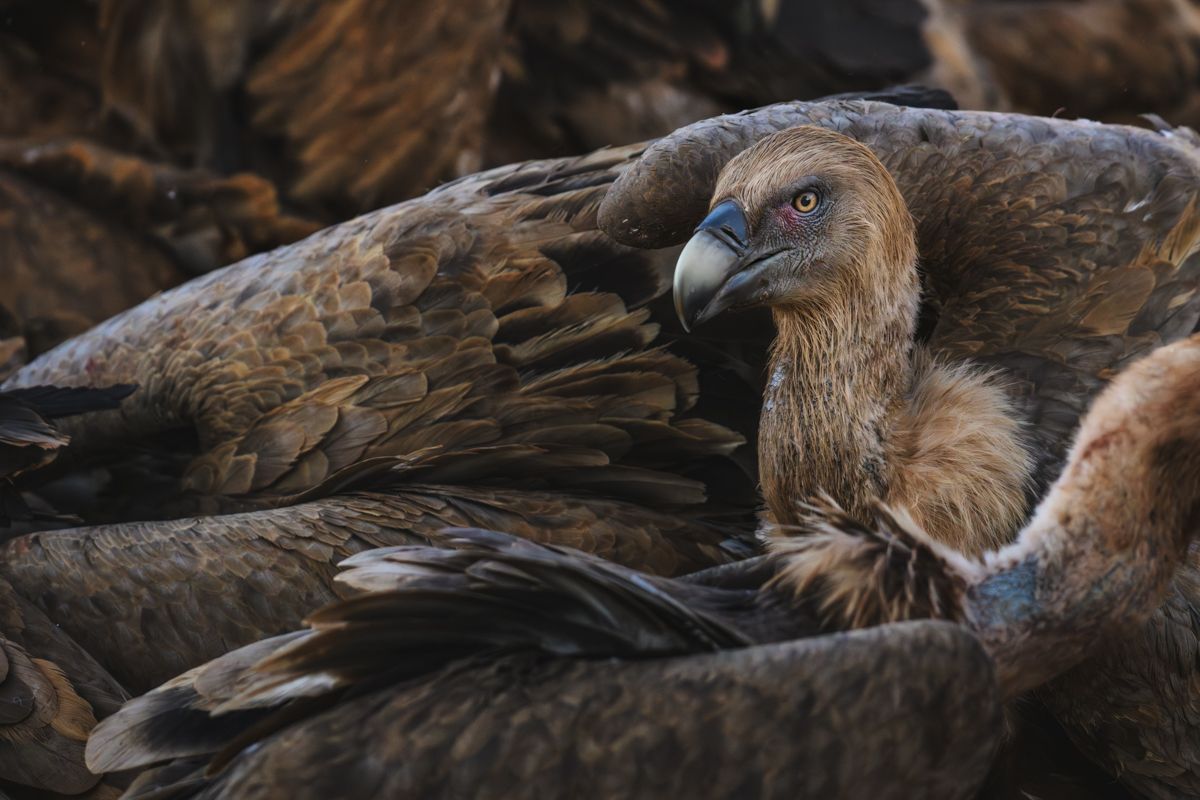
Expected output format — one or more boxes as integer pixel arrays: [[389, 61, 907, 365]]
[[82, 332, 1200, 799], [0, 93, 954, 695], [601, 101, 1200, 796], [671, 124, 1030, 554], [11, 0, 1193, 216]]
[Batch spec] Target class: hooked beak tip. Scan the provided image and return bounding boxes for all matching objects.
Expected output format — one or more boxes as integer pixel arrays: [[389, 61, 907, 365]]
[[674, 289, 692, 333]]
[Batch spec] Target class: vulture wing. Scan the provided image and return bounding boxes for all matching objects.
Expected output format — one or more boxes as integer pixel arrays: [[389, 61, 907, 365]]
[[0, 142, 757, 688], [0, 488, 750, 692], [110, 624, 998, 800], [87, 529, 998, 799], [5, 142, 747, 516]]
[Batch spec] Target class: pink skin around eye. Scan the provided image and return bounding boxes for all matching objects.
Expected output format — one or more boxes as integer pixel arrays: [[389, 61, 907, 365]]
[[774, 203, 805, 233]]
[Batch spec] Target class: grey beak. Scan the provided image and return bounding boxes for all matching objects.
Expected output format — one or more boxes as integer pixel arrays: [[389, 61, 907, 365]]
[[674, 201, 751, 331]]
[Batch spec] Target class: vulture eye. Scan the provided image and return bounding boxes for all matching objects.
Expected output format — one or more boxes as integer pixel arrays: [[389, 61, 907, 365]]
[[793, 191, 820, 214]]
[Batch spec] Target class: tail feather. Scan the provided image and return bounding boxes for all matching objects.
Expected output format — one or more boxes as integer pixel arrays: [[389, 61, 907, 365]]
[[88, 529, 751, 774]]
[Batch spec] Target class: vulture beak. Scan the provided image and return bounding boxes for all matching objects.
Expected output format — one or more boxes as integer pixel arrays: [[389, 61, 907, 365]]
[[673, 200, 759, 331]]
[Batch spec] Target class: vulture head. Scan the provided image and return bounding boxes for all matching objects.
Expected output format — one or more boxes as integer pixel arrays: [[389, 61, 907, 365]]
[[673, 125, 917, 331]]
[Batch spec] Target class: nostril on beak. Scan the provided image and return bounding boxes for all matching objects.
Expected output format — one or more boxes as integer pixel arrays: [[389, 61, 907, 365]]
[[696, 200, 749, 254]]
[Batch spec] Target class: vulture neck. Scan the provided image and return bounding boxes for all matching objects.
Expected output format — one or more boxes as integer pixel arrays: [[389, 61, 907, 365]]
[[760, 256, 920, 528]]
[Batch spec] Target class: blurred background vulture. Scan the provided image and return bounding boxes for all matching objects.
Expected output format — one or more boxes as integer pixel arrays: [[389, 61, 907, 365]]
[[1, 1, 1200, 798], [3, 0, 1199, 219]]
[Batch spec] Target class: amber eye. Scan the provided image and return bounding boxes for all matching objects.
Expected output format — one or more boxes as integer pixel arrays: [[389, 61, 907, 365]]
[[793, 191, 820, 214]]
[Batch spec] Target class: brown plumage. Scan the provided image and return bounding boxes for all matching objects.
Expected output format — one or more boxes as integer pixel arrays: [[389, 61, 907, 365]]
[[80, 334, 1200, 798], [774, 334, 1200, 798], [0, 134, 770, 692], [602, 99, 1200, 797], [673, 125, 1031, 554]]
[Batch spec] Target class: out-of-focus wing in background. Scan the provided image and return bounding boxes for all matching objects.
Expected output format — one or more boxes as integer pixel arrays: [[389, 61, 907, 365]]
[[6, 0, 1196, 220]]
